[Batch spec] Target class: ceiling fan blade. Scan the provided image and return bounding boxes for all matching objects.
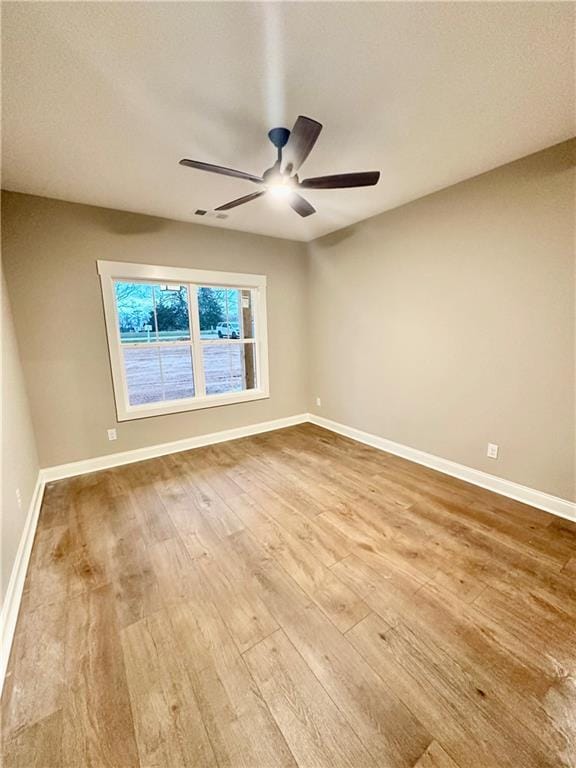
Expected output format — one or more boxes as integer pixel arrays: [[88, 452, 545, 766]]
[[288, 192, 316, 218], [281, 116, 323, 173], [300, 171, 380, 189], [179, 159, 263, 184], [215, 191, 266, 211]]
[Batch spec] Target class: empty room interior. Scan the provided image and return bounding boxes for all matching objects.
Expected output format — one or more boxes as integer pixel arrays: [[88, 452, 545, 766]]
[[1, 2, 575, 767]]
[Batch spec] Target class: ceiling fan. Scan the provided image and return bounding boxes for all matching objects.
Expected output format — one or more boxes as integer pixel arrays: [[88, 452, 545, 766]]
[[179, 116, 380, 218]]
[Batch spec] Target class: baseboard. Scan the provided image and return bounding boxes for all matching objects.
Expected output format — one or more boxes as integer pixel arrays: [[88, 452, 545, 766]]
[[308, 413, 576, 523], [40, 410, 576, 520], [41, 413, 309, 482], [0, 474, 45, 695]]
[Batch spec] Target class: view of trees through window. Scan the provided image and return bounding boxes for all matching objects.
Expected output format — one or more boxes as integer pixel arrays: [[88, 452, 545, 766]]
[[115, 282, 190, 342], [198, 287, 238, 334], [113, 281, 257, 405], [114, 282, 252, 341]]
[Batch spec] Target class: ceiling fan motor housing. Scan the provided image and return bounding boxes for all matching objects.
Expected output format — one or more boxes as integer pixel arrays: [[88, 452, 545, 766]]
[[267, 127, 291, 149]]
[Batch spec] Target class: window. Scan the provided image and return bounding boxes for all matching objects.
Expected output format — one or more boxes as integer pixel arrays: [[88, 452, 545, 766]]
[[98, 261, 269, 420]]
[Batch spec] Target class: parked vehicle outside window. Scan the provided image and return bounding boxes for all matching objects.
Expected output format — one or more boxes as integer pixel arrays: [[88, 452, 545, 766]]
[[217, 321, 240, 339]]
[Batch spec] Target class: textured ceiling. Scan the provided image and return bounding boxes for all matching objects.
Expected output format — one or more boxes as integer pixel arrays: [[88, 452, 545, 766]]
[[2, 2, 574, 241]]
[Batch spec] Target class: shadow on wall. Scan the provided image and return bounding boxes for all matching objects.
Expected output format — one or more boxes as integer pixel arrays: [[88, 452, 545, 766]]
[[78, 205, 169, 235], [316, 223, 358, 249]]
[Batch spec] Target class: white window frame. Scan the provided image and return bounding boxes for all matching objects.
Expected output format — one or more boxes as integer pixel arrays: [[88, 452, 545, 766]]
[[97, 260, 269, 421]]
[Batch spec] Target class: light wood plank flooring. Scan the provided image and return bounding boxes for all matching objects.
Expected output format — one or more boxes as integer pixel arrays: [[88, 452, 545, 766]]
[[2, 423, 575, 767]]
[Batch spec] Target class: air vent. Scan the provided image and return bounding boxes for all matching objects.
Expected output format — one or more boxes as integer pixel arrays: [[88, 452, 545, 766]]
[[194, 209, 228, 221]]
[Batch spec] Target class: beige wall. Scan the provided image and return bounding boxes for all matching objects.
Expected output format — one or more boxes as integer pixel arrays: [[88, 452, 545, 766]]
[[1, 273, 40, 605], [2, 140, 574, 503], [1, 193, 308, 467], [308, 140, 575, 501]]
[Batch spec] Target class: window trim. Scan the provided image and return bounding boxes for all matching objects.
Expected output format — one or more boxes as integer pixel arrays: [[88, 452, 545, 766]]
[[97, 260, 269, 421]]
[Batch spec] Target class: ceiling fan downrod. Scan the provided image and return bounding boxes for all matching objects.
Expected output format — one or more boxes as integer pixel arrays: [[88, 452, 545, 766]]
[[267, 126, 291, 165]]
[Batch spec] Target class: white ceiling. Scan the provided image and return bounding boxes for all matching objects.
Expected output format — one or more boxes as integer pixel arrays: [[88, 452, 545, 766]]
[[2, 2, 574, 242]]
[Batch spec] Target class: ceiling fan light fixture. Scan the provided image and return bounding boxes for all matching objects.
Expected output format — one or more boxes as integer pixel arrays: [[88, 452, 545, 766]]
[[267, 182, 293, 199], [180, 114, 380, 218]]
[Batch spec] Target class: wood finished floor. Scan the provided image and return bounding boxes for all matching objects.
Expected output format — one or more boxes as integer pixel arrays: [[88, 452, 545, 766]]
[[2, 423, 575, 768]]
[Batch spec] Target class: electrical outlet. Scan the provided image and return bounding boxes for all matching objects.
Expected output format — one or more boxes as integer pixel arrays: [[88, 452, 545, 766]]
[[487, 443, 499, 459], [316, 397, 322, 407], [107, 428, 117, 441], [16, 488, 22, 510]]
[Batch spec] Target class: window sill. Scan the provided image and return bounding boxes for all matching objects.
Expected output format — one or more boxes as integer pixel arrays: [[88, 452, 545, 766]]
[[116, 388, 270, 422]]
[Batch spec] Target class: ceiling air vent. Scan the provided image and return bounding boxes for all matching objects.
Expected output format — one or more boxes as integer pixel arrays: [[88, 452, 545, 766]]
[[194, 209, 228, 221]]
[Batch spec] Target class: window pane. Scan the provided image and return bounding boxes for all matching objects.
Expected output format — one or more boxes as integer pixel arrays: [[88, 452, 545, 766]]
[[160, 346, 195, 400], [154, 285, 191, 341], [198, 286, 228, 339], [198, 287, 254, 339], [124, 347, 163, 404], [203, 343, 257, 395], [115, 282, 191, 343], [115, 282, 156, 343], [123, 346, 194, 405]]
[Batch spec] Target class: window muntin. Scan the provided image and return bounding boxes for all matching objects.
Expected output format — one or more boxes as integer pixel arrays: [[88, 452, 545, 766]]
[[98, 262, 268, 421]]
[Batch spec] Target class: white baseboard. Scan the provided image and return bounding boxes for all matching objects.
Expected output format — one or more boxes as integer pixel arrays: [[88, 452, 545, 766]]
[[308, 413, 576, 523], [0, 474, 45, 695], [41, 413, 309, 482], [39, 410, 576, 519]]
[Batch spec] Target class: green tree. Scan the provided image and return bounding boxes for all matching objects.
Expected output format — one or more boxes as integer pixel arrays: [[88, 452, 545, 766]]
[[115, 282, 154, 332], [153, 286, 189, 333], [198, 287, 224, 330]]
